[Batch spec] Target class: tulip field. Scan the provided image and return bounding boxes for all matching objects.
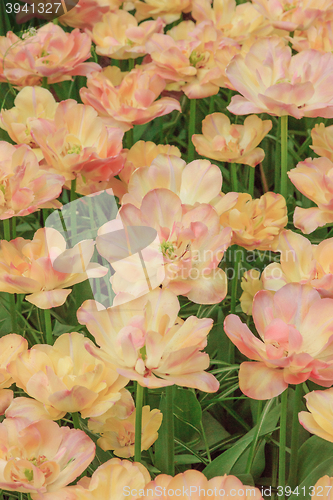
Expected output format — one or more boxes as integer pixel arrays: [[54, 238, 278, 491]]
[[1, 0, 333, 498]]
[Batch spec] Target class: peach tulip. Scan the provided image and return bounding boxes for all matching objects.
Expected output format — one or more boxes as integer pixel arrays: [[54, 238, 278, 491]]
[[7, 332, 128, 419], [0, 334, 28, 388], [219, 192, 288, 251], [0, 142, 64, 220], [0, 390, 13, 415], [226, 36, 333, 118], [299, 387, 333, 442], [5, 396, 56, 422], [291, 19, 333, 53], [80, 66, 181, 131], [59, 0, 123, 29], [77, 288, 219, 392], [0, 417, 95, 495], [107, 141, 181, 200], [311, 123, 333, 161], [65, 458, 151, 500], [143, 469, 263, 499], [224, 283, 333, 400], [30, 100, 124, 184], [0, 23, 100, 87], [310, 477, 333, 500], [289, 157, 333, 233], [0, 227, 107, 309], [240, 269, 263, 315], [121, 153, 237, 216], [89, 404, 162, 457], [192, 0, 272, 41], [252, 0, 333, 31], [0, 87, 57, 160], [134, 0, 192, 23], [192, 113, 272, 167], [262, 229, 333, 298], [100, 189, 232, 304], [90, 10, 164, 59]]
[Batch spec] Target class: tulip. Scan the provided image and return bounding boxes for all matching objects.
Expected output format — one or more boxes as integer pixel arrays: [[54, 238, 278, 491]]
[[227, 36, 333, 118], [80, 66, 181, 131], [299, 387, 333, 442], [192, 113, 272, 167], [224, 283, 333, 399], [289, 157, 333, 233], [0, 23, 100, 87], [0, 87, 58, 160], [291, 19, 333, 53], [30, 99, 124, 185], [77, 288, 219, 392], [311, 123, 333, 161], [59, 0, 122, 30], [7, 332, 128, 419], [0, 143, 64, 220], [0, 417, 95, 495], [0, 227, 107, 309], [89, 403, 162, 457], [219, 192, 288, 251], [134, 0, 191, 23], [240, 269, 263, 315]]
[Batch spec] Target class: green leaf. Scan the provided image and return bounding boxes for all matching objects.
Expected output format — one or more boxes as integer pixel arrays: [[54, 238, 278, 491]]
[[297, 436, 333, 484], [289, 456, 333, 500], [203, 403, 281, 479], [194, 412, 230, 450], [173, 387, 202, 443]]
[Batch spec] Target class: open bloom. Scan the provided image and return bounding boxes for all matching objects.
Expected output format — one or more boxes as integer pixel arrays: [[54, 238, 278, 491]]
[[310, 477, 333, 500], [252, 0, 333, 31], [7, 332, 128, 419], [0, 227, 107, 309], [77, 288, 219, 392], [143, 469, 263, 500], [299, 387, 333, 442], [0, 142, 64, 220], [0, 23, 100, 87], [291, 19, 333, 53], [90, 10, 164, 59], [192, 113, 272, 167], [289, 157, 333, 233], [134, 0, 192, 23], [30, 99, 124, 187], [89, 403, 162, 458], [311, 123, 333, 161], [59, 0, 123, 29], [100, 189, 232, 304], [0, 417, 95, 495], [121, 153, 237, 216], [0, 87, 57, 160], [0, 334, 28, 389], [262, 230, 333, 298], [219, 192, 288, 251], [107, 141, 181, 201], [224, 283, 333, 400], [226, 36, 333, 118], [80, 66, 181, 131], [192, 0, 271, 42], [64, 458, 151, 500]]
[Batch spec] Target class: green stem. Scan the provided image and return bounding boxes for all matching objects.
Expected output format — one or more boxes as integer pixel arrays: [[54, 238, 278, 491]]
[[279, 389, 288, 495], [70, 178, 77, 202], [245, 399, 272, 475], [11, 217, 16, 238], [288, 384, 303, 489], [229, 247, 242, 364], [134, 382, 144, 463], [188, 98, 196, 162], [248, 166, 255, 197], [44, 308, 53, 345], [231, 163, 238, 192], [280, 115, 289, 199], [71, 412, 81, 429], [165, 385, 175, 475], [3, 217, 10, 240], [209, 95, 215, 114], [128, 58, 135, 71], [200, 418, 211, 462]]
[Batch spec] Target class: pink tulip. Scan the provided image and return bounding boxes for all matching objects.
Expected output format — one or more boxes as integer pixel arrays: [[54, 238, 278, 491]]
[[0, 23, 100, 87], [227, 36, 333, 118], [224, 283, 333, 400]]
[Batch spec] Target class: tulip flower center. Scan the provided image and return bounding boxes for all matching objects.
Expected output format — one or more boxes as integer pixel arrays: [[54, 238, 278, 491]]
[[189, 50, 206, 68], [67, 144, 82, 155], [160, 241, 176, 259]]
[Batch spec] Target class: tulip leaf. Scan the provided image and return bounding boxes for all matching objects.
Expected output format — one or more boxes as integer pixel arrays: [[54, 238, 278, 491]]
[[203, 403, 281, 479], [173, 387, 202, 443], [289, 456, 333, 500], [297, 436, 333, 484]]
